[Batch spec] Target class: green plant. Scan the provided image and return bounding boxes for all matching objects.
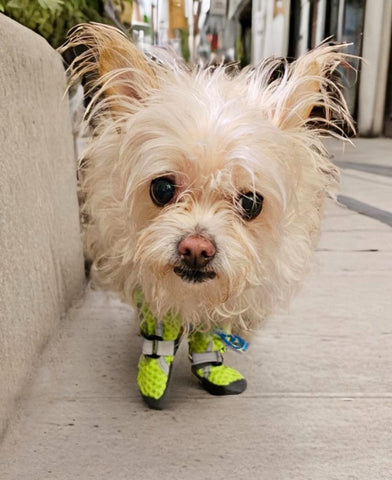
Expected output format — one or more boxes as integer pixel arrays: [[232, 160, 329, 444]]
[[179, 28, 190, 62], [0, 0, 110, 47]]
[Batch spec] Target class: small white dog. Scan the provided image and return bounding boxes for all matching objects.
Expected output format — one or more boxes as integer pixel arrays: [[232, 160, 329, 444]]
[[62, 24, 353, 408]]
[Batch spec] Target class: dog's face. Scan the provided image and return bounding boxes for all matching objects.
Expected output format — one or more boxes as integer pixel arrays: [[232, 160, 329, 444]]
[[64, 25, 351, 329], [121, 89, 296, 323]]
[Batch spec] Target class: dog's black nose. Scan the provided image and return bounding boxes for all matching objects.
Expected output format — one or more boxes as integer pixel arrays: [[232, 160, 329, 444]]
[[178, 235, 216, 269]]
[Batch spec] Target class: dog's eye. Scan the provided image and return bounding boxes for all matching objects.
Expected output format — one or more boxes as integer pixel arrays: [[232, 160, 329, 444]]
[[238, 192, 264, 220], [150, 177, 176, 206]]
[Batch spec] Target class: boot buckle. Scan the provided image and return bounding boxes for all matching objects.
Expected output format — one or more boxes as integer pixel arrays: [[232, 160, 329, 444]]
[[190, 351, 224, 368], [142, 338, 176, 357]]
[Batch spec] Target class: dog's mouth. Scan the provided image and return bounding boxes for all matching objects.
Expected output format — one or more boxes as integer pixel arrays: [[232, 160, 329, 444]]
[[173, 266, 216, 283]]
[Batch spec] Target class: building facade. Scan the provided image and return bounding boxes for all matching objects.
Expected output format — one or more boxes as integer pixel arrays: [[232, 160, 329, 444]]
[[130, 0, 392, 136], [227, 0, 392, 137]]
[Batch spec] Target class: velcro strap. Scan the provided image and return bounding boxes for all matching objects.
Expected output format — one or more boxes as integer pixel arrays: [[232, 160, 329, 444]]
[[142, 338, 176, 357], [191, 351, 223, 367]]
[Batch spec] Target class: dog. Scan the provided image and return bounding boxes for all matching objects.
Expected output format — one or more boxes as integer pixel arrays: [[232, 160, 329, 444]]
[[61, 24, 353, 409]]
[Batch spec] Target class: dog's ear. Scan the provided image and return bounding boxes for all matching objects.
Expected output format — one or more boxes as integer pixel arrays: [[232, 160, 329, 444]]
[[252, 44, 354, 132], [60, 23, 158, 111]]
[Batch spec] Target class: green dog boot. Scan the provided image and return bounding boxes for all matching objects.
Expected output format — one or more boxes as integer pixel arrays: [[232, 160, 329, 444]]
[[188, 329, 247, 396], [135, 291, 182, 410]]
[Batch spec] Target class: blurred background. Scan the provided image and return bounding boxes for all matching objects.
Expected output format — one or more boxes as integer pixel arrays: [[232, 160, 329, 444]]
[[1, 0, 391, 137]]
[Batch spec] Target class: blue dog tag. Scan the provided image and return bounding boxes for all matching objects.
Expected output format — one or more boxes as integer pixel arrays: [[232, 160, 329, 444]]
[[215, 330, 249, 353]]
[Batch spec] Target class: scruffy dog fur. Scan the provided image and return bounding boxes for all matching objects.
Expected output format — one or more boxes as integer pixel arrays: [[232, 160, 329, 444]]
[[62, 24, 352, 337]]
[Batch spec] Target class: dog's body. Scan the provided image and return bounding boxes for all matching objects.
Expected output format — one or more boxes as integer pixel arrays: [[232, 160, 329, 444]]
[[62, 24, 353, 406]]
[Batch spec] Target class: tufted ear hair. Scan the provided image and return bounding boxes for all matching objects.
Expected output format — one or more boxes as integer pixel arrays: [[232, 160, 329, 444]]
[[60, 23, 158, 114], [249, 43, 355, 133]]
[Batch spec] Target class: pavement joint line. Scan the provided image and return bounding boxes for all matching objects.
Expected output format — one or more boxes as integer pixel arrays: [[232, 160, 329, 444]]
[[185, 394, 392, 400], [238, 395, 392, 401], [337, 195, 392, 227], [51, 393, 392, 401], [335, 160, 392, 177], [317, 248, 381, 252]]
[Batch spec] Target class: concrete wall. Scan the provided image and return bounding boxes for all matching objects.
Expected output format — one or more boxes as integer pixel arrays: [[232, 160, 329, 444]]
[[0, 15, 85, 438]]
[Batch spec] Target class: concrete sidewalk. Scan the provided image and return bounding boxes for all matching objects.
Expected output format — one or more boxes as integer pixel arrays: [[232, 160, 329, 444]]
[[1, 139, 391, 480]]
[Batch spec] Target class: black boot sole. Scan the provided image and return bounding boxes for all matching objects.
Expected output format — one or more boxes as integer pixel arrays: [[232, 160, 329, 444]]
[[196, 374, 247, 396]]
